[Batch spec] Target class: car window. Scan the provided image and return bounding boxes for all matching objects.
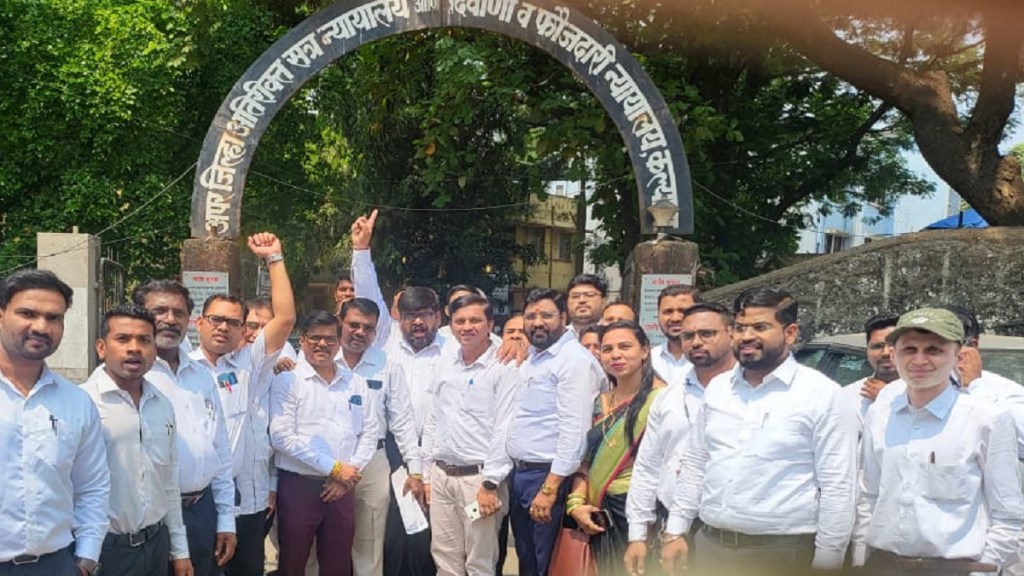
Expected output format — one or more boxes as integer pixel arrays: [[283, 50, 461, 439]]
[[794, 348, 827, 371], [832, 352, 873, 386], [981, 350, 1024, 386]]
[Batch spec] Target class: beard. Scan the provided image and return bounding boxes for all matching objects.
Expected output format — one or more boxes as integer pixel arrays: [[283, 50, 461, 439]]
[[735, 340, 786, 371]]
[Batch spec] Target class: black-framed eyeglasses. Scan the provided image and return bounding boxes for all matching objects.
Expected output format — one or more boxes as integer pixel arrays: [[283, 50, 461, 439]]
[[304, 334, 340, 345], [401, 310, 435, 322], [681, 329, 720, 342], [205, 315, 243, 329]]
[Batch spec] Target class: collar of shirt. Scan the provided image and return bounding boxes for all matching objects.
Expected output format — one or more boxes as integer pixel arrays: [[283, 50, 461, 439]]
[[682, 366, 707, 395], [296, 356, 351, 390], [457, 341, 498, 369], [0, 363, 61, 398], [92, 367, 159, 405], [732, 353, 799, 389], [338, 346, 385, 374], [189, 345, 243, 371], [529, 329, 576, 360], [657, 342, 688, 364], [398, 332, 445, 357], [892, 382, 958, 419]]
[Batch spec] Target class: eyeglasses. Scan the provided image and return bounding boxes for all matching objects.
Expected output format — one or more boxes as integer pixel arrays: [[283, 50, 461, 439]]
[[568, 291, 600, 300], [204, 315, 243, 329], [401, 310, 435, 322], [244, 322, 265, 332], [681, 329, 720, 342], [304, 335, 340, 345], [345, 321, 376, 333]]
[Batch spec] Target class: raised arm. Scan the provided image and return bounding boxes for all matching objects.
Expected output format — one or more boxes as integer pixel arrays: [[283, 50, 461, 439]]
[[247, 232, 296, 355], [350, 209, 391, 348]]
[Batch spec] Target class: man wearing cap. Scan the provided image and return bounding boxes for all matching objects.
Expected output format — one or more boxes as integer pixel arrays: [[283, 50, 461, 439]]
[[851, 308, 1024, 574]]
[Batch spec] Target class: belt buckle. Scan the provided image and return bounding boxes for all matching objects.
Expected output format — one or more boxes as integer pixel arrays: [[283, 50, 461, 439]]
[[13, 555, 41, 565], [444, 464, 456, 476], [720, 529, 740, 548], [129, 529, 147, 548]]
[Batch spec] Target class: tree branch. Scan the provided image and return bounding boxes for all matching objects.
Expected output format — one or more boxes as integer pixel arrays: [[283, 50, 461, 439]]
[[965, 16, 1022, 149]]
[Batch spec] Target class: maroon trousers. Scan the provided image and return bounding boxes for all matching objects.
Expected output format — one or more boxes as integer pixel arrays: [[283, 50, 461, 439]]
[[277, 469, 356, 576]]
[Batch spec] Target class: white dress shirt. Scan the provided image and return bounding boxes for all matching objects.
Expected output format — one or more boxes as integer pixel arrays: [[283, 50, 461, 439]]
[[421, 343, 519, 485], [270, 358, 380, 475], [853, 384, 1024, 566], [351, 249, 392, 349], [0, 366, 109, 562], [505, 330, 606, 477], [334, 346, 422, 474], [191, 331, 280, 516], [147, 343, 236, 533], [626, 370, 706, 541], [386, 332, 448, 438], [668, 355, 859, 569], [964, 370, 1024, 458], [651, 342, 692, 387], [842, 378, 873, 428], [82, 367, 189, 559]]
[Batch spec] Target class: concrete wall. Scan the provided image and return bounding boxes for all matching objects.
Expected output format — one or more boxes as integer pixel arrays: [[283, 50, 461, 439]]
[[704, 227, 1024, 340], [37, 232, 100, 383]]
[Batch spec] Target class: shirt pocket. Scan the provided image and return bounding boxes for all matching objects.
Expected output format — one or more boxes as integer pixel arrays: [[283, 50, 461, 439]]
[[148, 419, 176, 467], [29, 416, 81, 473], [462, 380, 494, 418], [922, 463, 969, 502], [520, 376, 557, 416], [749, 422, 808, 461], [347, 394, 365, 436]]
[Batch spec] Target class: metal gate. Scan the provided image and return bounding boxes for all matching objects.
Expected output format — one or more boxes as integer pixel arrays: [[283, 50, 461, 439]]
[[98, 248, 126, 319]]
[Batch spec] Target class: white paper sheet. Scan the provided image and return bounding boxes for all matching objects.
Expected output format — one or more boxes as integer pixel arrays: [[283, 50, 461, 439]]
[[390, 468, 429, 535]]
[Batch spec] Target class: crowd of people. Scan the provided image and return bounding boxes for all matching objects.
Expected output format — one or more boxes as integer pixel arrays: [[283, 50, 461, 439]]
[[2, 209, 1024, 576]]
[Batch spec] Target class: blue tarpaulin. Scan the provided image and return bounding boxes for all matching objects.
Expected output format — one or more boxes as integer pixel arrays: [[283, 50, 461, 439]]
[[924, 208, 989, 229]]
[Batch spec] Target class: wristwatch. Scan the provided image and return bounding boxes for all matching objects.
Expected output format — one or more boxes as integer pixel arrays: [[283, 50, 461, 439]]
[[265, 252, 285, 265], [76, 557, 99, 576], [482, 480, 498, 491], [540, 483, 555, 496]]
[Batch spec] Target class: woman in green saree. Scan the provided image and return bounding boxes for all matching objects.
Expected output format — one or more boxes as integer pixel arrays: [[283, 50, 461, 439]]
[[566, 320, 666, 575]]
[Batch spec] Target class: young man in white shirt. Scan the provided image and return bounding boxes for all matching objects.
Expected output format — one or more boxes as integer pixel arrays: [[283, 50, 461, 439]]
[[623, 302, 736, 576], [504, 288, 605, 576], [134, 280, 237, 576], [83, 305, 191, 576], [852, 308, 1024, 573], [565, 274, 607, 335], [649, 285, 698, 387], [422, 294, 519, 576], [661, 287, 859, 574], [0, 270, 110, 576], [191, 232, 296, 576], [270, 310, 380, 575], [843, 312, 900, 426]]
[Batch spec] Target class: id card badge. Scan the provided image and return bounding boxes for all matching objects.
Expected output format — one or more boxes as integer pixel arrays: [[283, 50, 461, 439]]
[[216, 371, 238, 393], [349, 394, 364, 434]]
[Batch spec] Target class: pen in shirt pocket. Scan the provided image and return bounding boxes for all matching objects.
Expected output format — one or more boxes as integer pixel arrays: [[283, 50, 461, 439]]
[[929, 451, 936, 464]]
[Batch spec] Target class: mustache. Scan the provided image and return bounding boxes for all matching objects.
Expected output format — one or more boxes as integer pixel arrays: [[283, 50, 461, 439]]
[[27, 332, 52, 343], [156, 323, 181, 334]]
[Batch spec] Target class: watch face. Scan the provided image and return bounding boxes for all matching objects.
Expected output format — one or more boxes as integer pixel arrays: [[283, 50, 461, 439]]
[[483, 481, 498, 490]]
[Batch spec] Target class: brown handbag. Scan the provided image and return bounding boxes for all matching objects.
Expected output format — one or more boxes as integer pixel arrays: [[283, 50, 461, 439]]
[[548, 526, 598, 576]]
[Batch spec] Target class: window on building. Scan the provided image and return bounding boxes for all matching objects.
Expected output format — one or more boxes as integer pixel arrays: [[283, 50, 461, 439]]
[[823, 232, 852, 254], [527, 228, 546, 257], [555, 232, 573, 261]]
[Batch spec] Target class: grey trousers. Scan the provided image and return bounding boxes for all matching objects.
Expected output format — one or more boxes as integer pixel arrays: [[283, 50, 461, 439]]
[[99, 523, 170, 576], [693, 526, 815, 576], [0, 547, 79, 576]]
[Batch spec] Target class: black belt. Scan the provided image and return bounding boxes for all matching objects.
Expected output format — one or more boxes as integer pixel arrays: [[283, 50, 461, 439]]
[[181, 486, 210, 508], [435, 460, 483, 477], [106, 522, 164, 548], [868, 549, 998, 573], [702, 524, 814, 548], [2, 549, 63, 566], [377, 438, 386, 449], [513, 460, 551, 472]]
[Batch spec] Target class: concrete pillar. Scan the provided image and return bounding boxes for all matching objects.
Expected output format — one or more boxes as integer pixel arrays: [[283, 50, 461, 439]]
[[180, 238, 242, 346], [37, 232, 100, 383], [622, 237, 700, 346]]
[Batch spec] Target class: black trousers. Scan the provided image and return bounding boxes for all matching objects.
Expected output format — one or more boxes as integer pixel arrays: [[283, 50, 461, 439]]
[[383, 432, 435, 576], [182, 488, 219, 576], [0, 547, 78, 576], [100, 523, 170, 576], [224, 510, 268, 576]]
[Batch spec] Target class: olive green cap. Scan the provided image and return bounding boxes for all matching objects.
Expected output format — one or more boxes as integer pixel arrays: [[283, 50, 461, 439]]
[[886, 308, 965, 344]]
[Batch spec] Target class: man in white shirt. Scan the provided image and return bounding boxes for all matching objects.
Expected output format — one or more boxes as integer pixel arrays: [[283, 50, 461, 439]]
[[422, 294, 518, 576], [661, 287, 858, 574], [842, 312, 900, 426], [649, 285, 699, 387], [852, 308, 1024, 574], [599, 301, 637, 325], [337, 298, 423, 576], [505, 288, 605, 576], [191, 232, 296, 576], [0, 270, 109, 576], [623, 302, 736, 576], [134, 280, 237, 576], [565, 274, 607, 335], [270, 310, 380, 574], [83, 305, 192, 576]]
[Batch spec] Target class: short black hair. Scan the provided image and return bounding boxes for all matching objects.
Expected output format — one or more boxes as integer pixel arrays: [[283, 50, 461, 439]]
[[300, 310, 341, 335], [0, 269, 74, 310], [524, 288, 567, 315], [733, 287, 797, 325], [567, 274, 608, 298], [132, 279, 194, 313], [445, 284, 485, 305], [578, 324, 600, 340], [658, 285, 701, 308], [938, 304, 981, 342], [449, 293, 493, 321], [201, 294, 247, 320], [339, 297, 381, 323], [683, 302, 732, 324], [246, 295, 272, 313], [336, 273, 352, 285], [863, 312, 899, 342], [100, 304, 156, 339], [398, 287, 440, 313]]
